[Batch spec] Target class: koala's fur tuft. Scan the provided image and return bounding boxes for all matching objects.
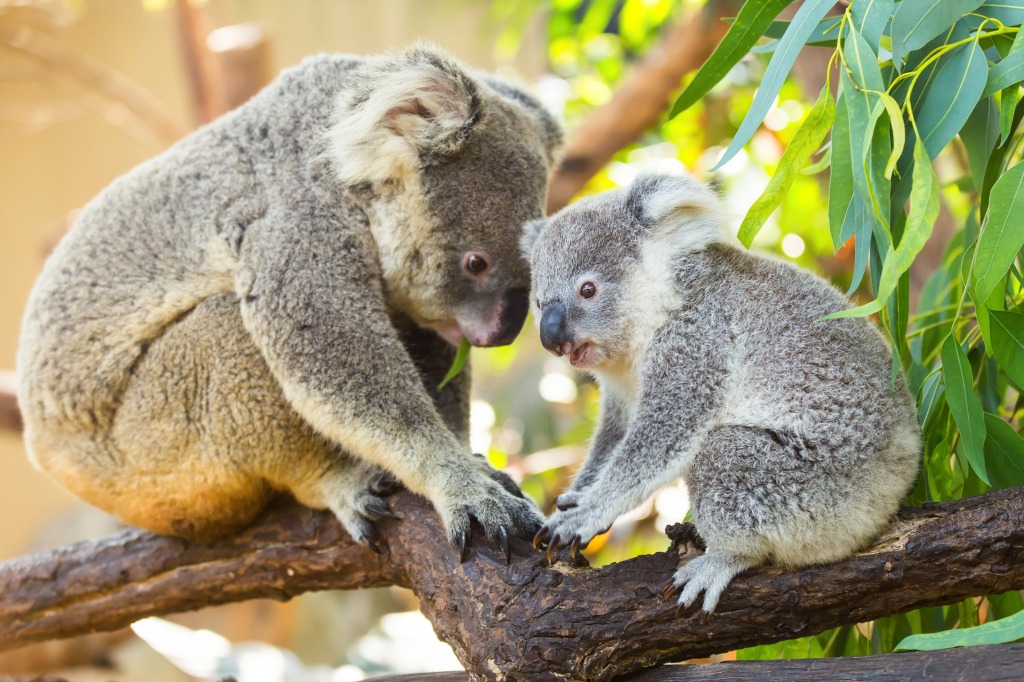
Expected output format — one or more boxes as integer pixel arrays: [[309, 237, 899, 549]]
[[18, 46, 561, 550], [528, 173, 921, 613]]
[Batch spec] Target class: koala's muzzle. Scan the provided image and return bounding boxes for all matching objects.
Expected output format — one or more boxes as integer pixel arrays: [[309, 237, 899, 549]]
[[483, 288, 530, 347], [539, 302, 573, 355]]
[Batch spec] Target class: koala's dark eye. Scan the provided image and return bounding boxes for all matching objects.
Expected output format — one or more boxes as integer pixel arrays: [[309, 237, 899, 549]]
[[465, 254, 489, 275], [580, 281, 597, 299]]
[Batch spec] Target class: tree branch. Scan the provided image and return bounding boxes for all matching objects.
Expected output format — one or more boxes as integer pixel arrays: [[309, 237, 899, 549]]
[[2, 487, 1023, 680], [376, 643, 1024, 681], [545, 0, 738, 214]]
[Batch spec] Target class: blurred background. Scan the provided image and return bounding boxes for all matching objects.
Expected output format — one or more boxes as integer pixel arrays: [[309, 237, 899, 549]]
[[0, 0, 951, 678]]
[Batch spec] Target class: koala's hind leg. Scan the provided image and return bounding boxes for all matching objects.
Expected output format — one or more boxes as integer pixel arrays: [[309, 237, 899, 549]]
[[100, 293, 389, 544], [671, 423, 883, 613]]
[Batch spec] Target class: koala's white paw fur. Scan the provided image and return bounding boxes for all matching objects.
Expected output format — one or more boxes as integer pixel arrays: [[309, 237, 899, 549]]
[[668, 551, 753, 614], [329, 486, 398, 554]]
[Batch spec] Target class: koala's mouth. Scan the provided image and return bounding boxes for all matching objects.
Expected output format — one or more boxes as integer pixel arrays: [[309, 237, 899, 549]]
[[432, 320, 465, 346], [568, 341, 600, 368]]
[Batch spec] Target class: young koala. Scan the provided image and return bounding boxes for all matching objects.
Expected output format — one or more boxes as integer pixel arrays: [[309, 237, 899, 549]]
[[18, 45, 561, 555], [524, 174, 921, 613]]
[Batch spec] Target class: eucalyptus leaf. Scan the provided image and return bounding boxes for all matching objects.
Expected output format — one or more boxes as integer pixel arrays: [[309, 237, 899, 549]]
[[973, 159, 1024, 299], [669, 0, 795, 119], [711, 0, 837, 171], [823, 139, 938, 320], [829, 92, 854, 251], [941, 335, 991, 485], [984, 412, 1024, 488], [961, 96, 1000, 189], [988, 310, 1024, 388], [890, 0, 986, 67], [757, 15, 843, 43], [738, 85, 835, 246], [895, 608, 1024, 651], [913, 35, 988, 159], [842, 25, 891, 237], [851, 0, 895, 49], [977, 0, 1024, 26], [438, 338, 471, 390], [984, 48, 1024, 97]]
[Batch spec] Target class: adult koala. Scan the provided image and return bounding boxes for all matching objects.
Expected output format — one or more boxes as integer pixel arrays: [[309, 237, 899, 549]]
[[17, 45, 561, 556]]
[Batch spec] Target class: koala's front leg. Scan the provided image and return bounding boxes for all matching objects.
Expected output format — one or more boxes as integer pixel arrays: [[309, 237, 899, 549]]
[[537, 332, 723, 560], [238, 208, 540, 554], [536, 416, 693, 559], [555, 388, 629, 511]]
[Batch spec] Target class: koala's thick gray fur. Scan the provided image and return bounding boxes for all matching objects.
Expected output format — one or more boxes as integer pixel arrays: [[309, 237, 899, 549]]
[[524, 173, 921, 613], [18, 45, 562, 550]]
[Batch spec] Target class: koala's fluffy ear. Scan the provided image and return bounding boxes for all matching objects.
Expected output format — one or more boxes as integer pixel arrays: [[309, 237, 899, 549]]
[[329, 45, 483, 185], [520, 218, 547, 259], [626, 173, 727, 253]]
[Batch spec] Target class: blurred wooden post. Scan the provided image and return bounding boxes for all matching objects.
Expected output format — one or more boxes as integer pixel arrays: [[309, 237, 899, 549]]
[[175, 1, 271, 124], [0, 372, 20, 433], [207, 23, 272, 112]]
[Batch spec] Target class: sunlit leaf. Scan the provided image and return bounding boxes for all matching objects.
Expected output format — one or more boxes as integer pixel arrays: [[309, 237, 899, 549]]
[[737, 85, 835, 246], [988, 310, 1024, 388], [941, 335, 991, 485], [710, 0, 837, 171], [973, 160, 1024, 299], [896, 609, 1024, 651], [438, 338, 471, 390], [890, 0, 985, 67], [669, 0, 795, 119], [880, 92, 907, 178], [984, 413, 1024, 489]]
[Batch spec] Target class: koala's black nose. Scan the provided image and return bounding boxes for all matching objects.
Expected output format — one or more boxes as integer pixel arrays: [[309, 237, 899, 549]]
[[489, 288, 530, 347], [540, 303, 572, 354]]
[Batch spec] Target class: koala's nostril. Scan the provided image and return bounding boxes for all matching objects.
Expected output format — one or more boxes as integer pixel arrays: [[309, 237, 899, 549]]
[[485, 288, 529, 347], [539, 303, 571, 353]]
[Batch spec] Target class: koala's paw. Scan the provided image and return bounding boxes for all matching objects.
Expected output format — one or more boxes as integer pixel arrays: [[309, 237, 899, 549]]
[[660, 551, 748, 615], [330, 486, 400, 555], [533, 501, 615, 564], [436, 475, 543, 564]]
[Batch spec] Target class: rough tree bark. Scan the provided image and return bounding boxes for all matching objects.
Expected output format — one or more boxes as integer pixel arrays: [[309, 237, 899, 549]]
[[2, 487, 1023, 680], [545, 0, 739, 214]]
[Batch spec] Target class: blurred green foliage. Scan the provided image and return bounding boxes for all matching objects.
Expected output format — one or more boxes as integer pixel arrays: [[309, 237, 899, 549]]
[[476, 0, 1024, 662]]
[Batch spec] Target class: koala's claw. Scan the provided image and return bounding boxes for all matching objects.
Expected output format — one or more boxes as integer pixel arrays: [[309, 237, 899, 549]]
[[360, 532, 383, 555], [569, 535, 583, 560], [659, 577, 682, 601], [533, 526, 551, 550], [498, 527, 512, 565], [364, 499, 398, 519]]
